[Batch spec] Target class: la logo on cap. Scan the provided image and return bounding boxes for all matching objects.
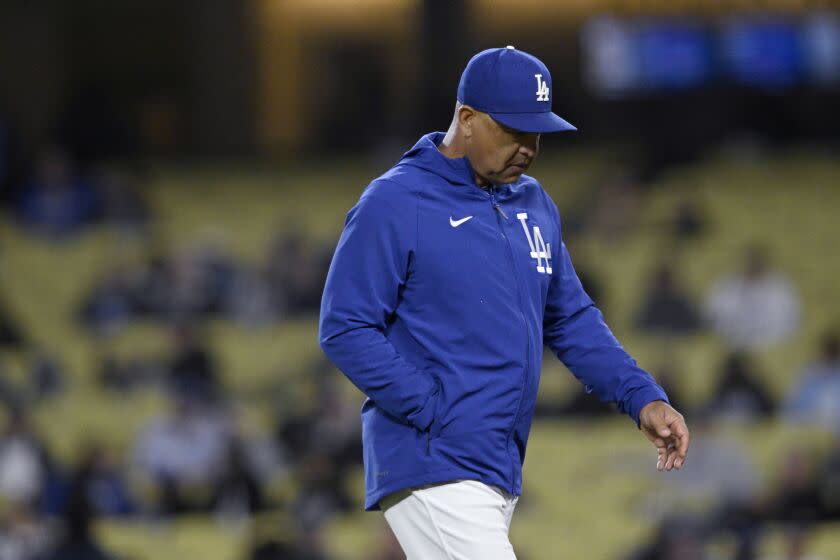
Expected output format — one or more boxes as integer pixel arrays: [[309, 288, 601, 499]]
[[535, 74, 549, 102]]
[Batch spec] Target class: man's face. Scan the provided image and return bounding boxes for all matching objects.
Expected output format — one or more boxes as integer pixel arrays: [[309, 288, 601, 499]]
[[464, 109, 540, 186]]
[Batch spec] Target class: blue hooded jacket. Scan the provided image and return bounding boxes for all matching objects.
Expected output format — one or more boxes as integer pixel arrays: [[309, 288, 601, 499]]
[[319, 132, 668, 510]]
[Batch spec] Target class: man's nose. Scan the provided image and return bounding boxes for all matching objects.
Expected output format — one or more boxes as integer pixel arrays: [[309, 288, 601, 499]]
[[517, 133, 539, 156]]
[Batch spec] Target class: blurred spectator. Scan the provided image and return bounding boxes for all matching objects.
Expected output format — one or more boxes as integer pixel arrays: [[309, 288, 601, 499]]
[[83, 239, 251, 329], [98, 354, 162, 393], [249, 530, 331, 560], [765, 448, 824, 523], [0, 503, 50, 560], [634, 263, 701, 335], [625, 515, 709, 560], [564, 241, 604, 310], [225, 266, 276, 328], [86, 241, 239, 326], [15, 146, 100, 239], [28, 351, 64, 400], [295, 527, 331, 560], [290, 454, 357, 522], [250, 540, 303, 560], [308, 380, 362, 467], [95, 168, 150, 235], [213, 438, 264, 520], [374, 524, 404, 560], [783, 330, 840, 432], [0, 298, 23, 349], [586, 168, 643, 242], [70, 443, 134, 517], [134, 252, 171, 317], [167, 325, 220, 402], [43, 477, 116, 560], [266, 230, 330, 317], [0, 408, 47, 507], [80, 263, 143, 335], [248, 514, 307, 560], [277, 377, 361, 469], [759, 526, 825, 560], [652, 357, 685, 414], [97, 356, 129, 392], [670, 191, 707, 242], [0, 373, 19, 408], [701, 352, 775, 422], [165, 237, 238, 321], [278, 378, 361, 526], [168, 247, 220, 320], [248, 518, 333, 560], [79, 227, 335, 329], [705, 245, 800, 350], [815, 437, 840, 519], [194, 236, 239, 315], [132, 396, 230, 514]]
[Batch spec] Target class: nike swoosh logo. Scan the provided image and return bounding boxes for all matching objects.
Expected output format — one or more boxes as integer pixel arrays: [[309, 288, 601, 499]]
[[450, 216, 474, 228]]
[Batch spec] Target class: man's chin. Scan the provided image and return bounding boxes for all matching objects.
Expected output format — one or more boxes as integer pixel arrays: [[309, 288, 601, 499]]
[[499, 169, 526, 183]]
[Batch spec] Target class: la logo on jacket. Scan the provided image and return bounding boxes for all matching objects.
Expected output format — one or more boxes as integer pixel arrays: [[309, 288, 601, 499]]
[[516, 212, 552, 274]]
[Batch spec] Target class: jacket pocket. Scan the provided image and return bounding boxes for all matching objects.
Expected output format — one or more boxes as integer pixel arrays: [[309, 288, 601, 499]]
[[425, 375, 444, 455]]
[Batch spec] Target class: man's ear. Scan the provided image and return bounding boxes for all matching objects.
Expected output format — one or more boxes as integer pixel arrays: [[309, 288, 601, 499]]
[[459, 105, 476, 138]]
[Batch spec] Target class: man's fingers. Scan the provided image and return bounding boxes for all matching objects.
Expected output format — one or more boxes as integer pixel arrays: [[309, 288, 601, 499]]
[[675, 425, 690, 458], [664, 436, 690, 471], [658, 447, 680, 471], [654, 437, 689, 471], [663, 413, 690, 470], [665, 419, 690, 468], [651, 431, 675, 471], [666, 447, 680, 470], [656, 442, 670, 471]]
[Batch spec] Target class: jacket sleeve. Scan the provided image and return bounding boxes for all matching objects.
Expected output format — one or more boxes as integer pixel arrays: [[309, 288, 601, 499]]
[[319, 180, 438, 431], [542, 202, 668, 427]]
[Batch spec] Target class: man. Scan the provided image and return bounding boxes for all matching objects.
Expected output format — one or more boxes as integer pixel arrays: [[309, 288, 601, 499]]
[[319, 47, 689, 559], [783, 329, 840, 431], [705, 244, 800, 350]]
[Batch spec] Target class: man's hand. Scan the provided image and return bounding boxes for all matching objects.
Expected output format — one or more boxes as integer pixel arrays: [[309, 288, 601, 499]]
[[639, 400, 690, 472]]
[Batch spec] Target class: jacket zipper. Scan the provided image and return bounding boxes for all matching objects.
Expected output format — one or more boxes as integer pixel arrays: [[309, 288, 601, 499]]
[[489, 187, 531, 491], [492, 194, 508, 220]]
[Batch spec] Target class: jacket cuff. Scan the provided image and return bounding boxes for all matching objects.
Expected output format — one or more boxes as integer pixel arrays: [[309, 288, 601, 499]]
[[628, 385, 670, 429]]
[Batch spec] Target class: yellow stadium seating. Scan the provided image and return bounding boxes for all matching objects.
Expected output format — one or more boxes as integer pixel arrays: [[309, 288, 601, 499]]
[[3, 151, 840, 558]]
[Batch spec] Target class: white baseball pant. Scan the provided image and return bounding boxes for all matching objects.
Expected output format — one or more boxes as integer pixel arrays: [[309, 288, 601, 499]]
[[381, 479, 519, 559]]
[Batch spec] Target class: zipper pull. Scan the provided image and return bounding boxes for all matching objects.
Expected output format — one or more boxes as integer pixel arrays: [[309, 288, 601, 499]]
[[489, 187, 508, 220]]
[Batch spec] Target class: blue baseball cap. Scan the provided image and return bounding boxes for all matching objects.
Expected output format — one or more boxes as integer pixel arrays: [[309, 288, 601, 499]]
[[457, 46, 577, 134]]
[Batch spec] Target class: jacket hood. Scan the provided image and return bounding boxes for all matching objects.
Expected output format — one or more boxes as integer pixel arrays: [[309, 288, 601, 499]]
[[396, 132, 484, 188]]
